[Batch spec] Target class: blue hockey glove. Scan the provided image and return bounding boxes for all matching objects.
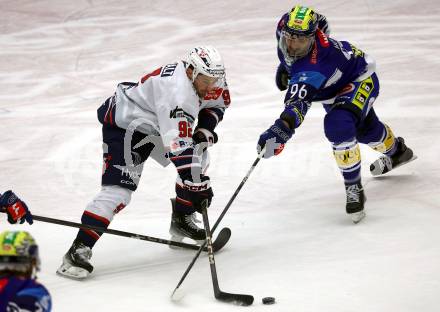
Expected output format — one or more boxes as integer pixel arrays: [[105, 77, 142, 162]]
[[257, 119, 294, 158], [0, 190, 33, 224], [275, 64, 289, 91]]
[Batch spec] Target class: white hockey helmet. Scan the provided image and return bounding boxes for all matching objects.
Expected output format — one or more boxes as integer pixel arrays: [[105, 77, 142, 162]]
[[186, 46, 225, 82]]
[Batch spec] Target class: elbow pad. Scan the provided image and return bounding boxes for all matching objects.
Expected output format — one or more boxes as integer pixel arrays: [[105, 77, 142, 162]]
[[197, 108, 224, 133]]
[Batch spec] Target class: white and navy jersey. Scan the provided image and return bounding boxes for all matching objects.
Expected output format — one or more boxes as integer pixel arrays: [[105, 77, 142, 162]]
[[100, 60, 230, 155]]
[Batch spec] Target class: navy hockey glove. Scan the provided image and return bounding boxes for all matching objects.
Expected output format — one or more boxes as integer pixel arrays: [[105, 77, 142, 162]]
[[182, 175, 214, 213], [0, 190, 33, 224], [275, 64, 289, 91], [257, 119, 294, 158], [193, 128, 218, 150]]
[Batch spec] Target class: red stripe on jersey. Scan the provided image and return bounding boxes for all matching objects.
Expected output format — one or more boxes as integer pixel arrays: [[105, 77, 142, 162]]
[[83, 229, 100, 240], [176, 196, 193, 207], [114, 203, 126, 214], [170, 155, 193, 161], [0, 278, 9, 292], [109, 104, 114, 126], [84, 210, 110, 226]]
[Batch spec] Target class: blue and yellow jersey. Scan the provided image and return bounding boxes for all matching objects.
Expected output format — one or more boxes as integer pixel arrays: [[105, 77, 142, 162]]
[[0, 276, 52, 312]]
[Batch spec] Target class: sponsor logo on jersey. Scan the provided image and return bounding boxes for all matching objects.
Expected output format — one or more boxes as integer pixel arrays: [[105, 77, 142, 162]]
[[310, 42, 318, 64], [161, 63, 178, 77], [317, 29, 329, 47], [170, 139, 191, 153], [203, 87, 223, 101], [114, 165, 142, 181], [169, 106, 195, 122], [120, 179, 137, 186]]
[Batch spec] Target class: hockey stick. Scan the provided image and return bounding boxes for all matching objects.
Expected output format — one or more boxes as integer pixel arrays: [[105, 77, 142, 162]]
[[171, 152, 263, 299], [201, 200, 254, 305], [31, 214, 231, 252]]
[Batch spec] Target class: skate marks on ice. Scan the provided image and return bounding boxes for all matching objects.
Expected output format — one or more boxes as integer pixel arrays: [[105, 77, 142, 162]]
[[0, 14, 278, 105]]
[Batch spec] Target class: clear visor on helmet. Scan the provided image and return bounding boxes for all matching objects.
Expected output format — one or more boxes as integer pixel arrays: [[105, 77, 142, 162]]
[[203, 67, 225, 81], [282, 30, 314, 42], [189, 64, 225, 84], [0, 256, 35, 273], [196, 74, 219, 87], [281, 30, 314, 59]]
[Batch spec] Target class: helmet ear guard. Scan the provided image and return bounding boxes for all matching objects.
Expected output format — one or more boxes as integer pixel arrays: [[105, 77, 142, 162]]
[[186, 46, 225, 82]]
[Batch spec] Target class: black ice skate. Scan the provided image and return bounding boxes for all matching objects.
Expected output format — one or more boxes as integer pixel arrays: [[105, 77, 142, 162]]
[[345, 182, 366, 224], [56, 239, 93, 280], [370, 137, 417, 176], [169, 198, 206, 244]]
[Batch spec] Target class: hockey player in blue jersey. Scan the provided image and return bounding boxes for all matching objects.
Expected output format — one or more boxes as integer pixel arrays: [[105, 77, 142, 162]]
[[257, 6, 415, 223], [0, 231, 52, 312], [0, 191, 33, 225]]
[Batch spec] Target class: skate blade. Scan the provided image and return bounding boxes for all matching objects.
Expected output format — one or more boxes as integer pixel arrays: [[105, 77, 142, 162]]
[[169, 232, 204, 249], [350, 211, 366, 224], [56, 263, 90, 280], [393, 155, 418, 170], [371, 155, 417, 177], [169, 234, 184, 249]]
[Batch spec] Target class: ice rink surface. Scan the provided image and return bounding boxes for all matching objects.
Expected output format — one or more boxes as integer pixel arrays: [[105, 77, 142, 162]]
[[1, 0, 439, 311]]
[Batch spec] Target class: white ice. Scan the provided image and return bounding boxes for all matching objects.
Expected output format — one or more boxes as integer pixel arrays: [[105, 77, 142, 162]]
[[1, 0, 440, 311]]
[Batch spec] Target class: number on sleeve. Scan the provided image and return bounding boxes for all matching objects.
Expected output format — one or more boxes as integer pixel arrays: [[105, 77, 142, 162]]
[[222, 89, 231, 106]]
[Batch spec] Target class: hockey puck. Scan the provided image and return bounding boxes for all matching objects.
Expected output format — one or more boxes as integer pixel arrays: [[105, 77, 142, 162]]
[[262, 297, 275, 305]]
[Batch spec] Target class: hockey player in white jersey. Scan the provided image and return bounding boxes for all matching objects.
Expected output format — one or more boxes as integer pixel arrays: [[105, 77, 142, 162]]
[[57, 46, 230, 279]]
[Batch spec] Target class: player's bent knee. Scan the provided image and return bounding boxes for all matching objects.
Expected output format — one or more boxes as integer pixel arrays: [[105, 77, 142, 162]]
[[324, 109, 357, 143]]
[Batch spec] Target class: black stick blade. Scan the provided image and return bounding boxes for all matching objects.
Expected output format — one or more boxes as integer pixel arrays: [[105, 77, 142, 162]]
[[211, 227, 231, 252], [216, 291, 254, 306]]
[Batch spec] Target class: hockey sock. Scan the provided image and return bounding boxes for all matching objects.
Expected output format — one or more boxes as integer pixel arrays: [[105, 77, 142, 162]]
[[76, 186, 132, 248], [324, 108, 361, 185], [332, 138, 362, 185], [367, 123, 398, 156], [76, 211, 111, 248]]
